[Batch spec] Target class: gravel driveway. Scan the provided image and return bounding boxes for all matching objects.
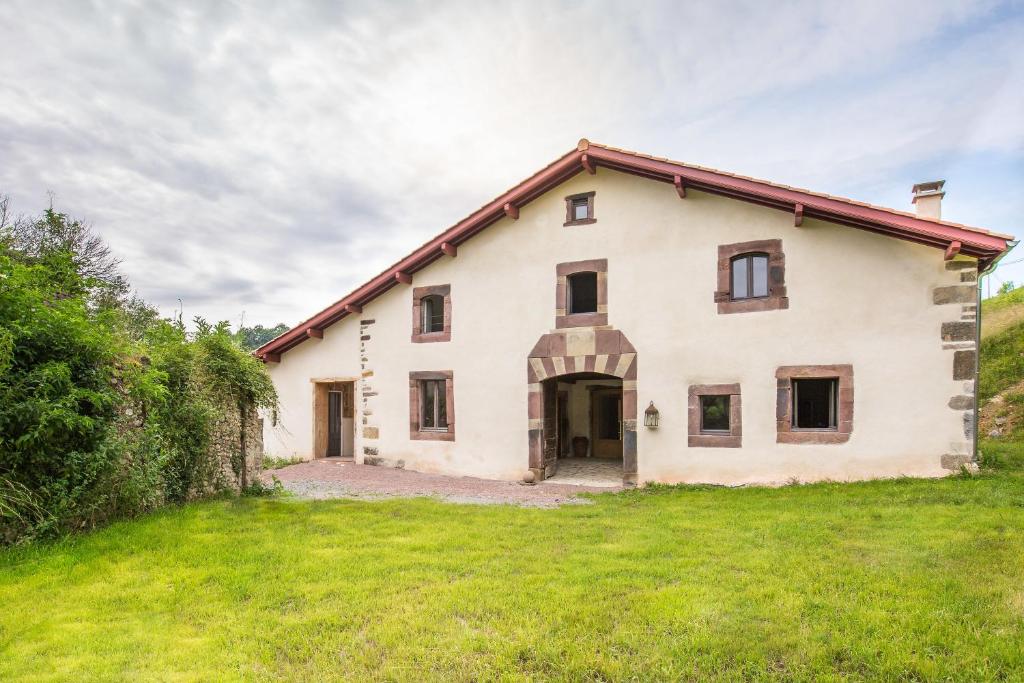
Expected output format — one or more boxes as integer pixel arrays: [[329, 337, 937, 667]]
[[262, 458, 622, 507]]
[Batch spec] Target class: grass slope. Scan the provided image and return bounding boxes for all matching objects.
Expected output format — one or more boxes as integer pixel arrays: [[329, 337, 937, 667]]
[[2, 442, 1024, 681], [982, 286, 1024, 341], [980, 287, 1024, 441]]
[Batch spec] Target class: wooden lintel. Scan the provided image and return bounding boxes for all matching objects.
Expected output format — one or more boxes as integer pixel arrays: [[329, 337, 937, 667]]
[[581, 154, 596, 175], [441, 242, 457, 257], [794, 203, 804, 227], [395, 271, 412, 285], [344, 303, 362, 314], [503, 203, 519, 220], [306, 327, 323, 339], [264, 353, 281, 363], [944, 241, 962, 261], [673, 174, 686, 198]]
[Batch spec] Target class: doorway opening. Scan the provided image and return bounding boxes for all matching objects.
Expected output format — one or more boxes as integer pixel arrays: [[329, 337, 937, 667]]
[[313, 380, 355, 459], [541, 372, 623, 486]]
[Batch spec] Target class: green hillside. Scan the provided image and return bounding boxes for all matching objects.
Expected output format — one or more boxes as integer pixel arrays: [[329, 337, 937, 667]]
[[979, 286, 1024, 440]]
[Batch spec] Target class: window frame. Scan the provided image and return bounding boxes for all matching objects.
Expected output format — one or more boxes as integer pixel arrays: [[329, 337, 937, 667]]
[[411, 285, 451, 343], [420, 294, 445, 333], [776, 365, 853, 444], [409, 371, 455, 441], [564, 191, 596, 226], [791, 377, 838, 431], [729, 252, 770, 301], [699, 394, 732, 433], [419, 379, 448, 432], [688, 384, 742, 448]]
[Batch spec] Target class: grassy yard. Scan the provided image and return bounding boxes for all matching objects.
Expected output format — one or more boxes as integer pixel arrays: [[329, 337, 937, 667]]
[[2, 443, 1023, 681]]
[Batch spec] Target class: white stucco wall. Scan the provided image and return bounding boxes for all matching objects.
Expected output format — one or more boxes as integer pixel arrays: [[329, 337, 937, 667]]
[[264, 167, 974, 484]]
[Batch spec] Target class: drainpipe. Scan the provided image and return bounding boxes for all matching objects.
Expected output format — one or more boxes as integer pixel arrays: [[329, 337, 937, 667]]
[[976, 240, 1019, 461]]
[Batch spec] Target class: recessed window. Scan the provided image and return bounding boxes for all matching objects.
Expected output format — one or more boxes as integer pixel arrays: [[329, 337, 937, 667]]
[[730, 253, 769, 300], [700, 395, 731, 433], [411, 285, 451, 343], [792, 378, 837, 430], [571, 197, 589, 221], [564, 192, 595, 226], [420, 294, 444, 333], [567, 272, 598, 314], [420, 379, 448, 431]]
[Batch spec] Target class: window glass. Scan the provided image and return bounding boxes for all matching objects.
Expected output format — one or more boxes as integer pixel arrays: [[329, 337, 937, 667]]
[[752, 255, 769, 297], [573, 198, 589, 220], [700, 395, 731, 432], [793, 378, 837, 429], [437, 385, 448, 428], [568, 272, 598, 314], [731, 259, 748, 299], [421, 295, 444, 333], [421, 381, 436, 429]]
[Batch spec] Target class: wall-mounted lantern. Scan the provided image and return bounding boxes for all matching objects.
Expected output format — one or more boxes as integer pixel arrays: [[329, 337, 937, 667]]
[[644, 401, 660, 428]]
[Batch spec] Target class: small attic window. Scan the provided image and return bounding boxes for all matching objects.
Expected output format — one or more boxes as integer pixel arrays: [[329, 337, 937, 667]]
[[572, 197, 588, 220], [564, 192, 596, 226]]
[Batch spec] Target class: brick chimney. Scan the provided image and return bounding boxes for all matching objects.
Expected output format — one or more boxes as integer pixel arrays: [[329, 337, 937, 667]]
[[912, 180, 945, 220]]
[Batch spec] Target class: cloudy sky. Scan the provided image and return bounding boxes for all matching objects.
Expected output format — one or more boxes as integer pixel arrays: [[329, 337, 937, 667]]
[[1, 0, 1022, 327]]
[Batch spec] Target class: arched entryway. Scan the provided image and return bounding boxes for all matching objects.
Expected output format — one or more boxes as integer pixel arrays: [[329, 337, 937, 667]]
[[527, 329, 637, 485]]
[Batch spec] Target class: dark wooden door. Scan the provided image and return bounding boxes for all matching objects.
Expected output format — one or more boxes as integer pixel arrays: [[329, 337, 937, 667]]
[[327, 391, 343, 457]]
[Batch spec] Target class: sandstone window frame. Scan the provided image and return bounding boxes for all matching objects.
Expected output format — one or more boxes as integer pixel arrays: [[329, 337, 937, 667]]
[[688, 383, 742, 447], [555, 258, 608, 328], [776, 364, 853, 444], [411, 284, 451, 343], [715, 239, 788, 314], [409, 371, 455, 441], [564, 191, 596, 226]]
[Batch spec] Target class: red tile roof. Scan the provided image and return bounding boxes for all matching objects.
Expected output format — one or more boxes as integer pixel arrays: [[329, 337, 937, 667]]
[[256, 140, 1012, 360]]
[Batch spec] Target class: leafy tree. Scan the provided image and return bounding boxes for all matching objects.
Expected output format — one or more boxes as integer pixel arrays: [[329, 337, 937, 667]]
[[234, 323, 290, 350], [998, 280, 1016, 296]]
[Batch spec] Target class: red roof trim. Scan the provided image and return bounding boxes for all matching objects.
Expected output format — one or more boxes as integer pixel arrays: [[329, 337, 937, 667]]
[[256, 141, 1010, 360]]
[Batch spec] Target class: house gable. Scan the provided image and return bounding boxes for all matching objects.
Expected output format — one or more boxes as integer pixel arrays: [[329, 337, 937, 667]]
[[256, 139, 1011, 361]]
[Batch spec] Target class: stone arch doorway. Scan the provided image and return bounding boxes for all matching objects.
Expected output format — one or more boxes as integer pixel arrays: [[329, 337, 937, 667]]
[[527, 329, 637, 485]]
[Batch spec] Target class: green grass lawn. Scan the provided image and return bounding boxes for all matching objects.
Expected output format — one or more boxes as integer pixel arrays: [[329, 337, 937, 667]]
[[2, 443, 1024, 682]]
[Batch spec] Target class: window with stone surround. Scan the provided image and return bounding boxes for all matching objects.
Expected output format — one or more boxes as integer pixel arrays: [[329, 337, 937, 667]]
[[715, 239, 788, 314], [776, 365, 853, 444], [564, 191, 596, 226], [555, 258, 607, 328], [411, 285, 451, 343], [409, 371, 454, 441], [688, 384, 742, 447]]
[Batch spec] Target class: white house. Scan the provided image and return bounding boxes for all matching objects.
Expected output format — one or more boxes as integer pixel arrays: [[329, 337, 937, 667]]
[[256, 140, 1013, 486]]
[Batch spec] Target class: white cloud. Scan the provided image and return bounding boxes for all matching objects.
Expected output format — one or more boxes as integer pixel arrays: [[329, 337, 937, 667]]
[[0, 0, 1020, 324]]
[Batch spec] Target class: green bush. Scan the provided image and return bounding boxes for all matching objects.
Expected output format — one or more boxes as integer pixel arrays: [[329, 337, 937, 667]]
[[0, 203, 277, 543]]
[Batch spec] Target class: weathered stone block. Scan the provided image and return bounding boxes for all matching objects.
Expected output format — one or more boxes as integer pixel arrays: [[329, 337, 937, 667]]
[[941, 321, 975, 342], [960, 271, 978, 282], [933, 286, 976, 305], [363, 446, 378, 457], [363, 426, 379, 439], [953, 350, 976, 380]]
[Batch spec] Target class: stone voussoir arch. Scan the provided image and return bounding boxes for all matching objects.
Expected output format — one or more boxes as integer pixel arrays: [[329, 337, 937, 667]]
[[527, 328, 637, 485]]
